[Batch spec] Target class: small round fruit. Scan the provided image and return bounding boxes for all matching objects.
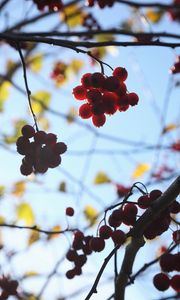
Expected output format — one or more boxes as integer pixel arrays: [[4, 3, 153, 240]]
[[73, 85, 87, 100], [153, 273, 170, 291], [92, 114, 106, 127], [113, 67, 128, 81], [170, 274, 180, 292], [79, 103, 92, 119], [66, 207, 74, 217], [21, 125, 35, 138]]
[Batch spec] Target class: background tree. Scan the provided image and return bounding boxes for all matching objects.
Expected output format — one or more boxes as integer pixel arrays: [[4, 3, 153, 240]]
[[0, 0, 179, 299]]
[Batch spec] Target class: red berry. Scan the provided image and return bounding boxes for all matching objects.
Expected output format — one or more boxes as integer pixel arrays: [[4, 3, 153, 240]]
[[149, 189, 162, 202], [66, 207, 74, 216], [137, 195, 151, 209], [105, 76, 120, 91], [21, 125, 35, 138], [86, 89, 102, 104], [20, 163, 33, 176], [170, 275, 180, 292], [48, 154, 61, 168], [118, 104, 129, 112], [169, 200, 180, 214], [113, 67, 128, 81], [74, 254, 87, 267], [66, 249, 78, 261], [160, 253, 176, 272], [92, 114, 106, 127], [89, 237, 105, 252], [153, 273, 170, 291], [128, 93, 139, 106], [34, 130, 47, 144], [79, 103, 92, 119], [115, 82, 127, 96], [116, 94, 129, 106], [102, 92, 118, 115], [81, 73, 92, 88], [45, 133, 57, 146], [66, 269, 76, 279], [91, 72, 105, 88], [73, 85, 87, 100], [111, 230, 126, 246], [99, 225, 112, 239], [53, 142, 67, 155]]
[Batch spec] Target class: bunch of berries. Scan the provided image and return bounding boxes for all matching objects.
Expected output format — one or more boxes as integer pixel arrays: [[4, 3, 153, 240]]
[[0, 276, 18, 300], [66, 231, 92, 279], [72, 67, 139, 127], [16, 125, 67, 176], [33, 0, 63, 11], [168, 0, 180, 22], [170, 56, 180, 74], [87, 0, 115, 9]]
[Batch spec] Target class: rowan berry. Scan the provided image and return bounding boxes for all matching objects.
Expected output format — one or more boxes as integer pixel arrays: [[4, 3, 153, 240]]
[[128, 92, 139, 106], [153, 273, 170, 291], [79, 103, 92, 119], [73, 85, 87, 100], [170, 275, 180, 292], [21, 125, 35, 138], [113, 67, 128, 81], [99, 225, 112, 239], [89, 237, 105, 252], [92, 114, 106, 127], [66, 207, 74, 217]]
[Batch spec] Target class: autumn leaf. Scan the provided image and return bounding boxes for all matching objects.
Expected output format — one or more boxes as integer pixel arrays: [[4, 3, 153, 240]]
[[12, 181, 26, 197], [23, 271, 39, 279], [66, 107, 77, 123], [84, 205, 98, 226], [94, 171, 111, 184], [47, 225, 61, 240], [0, 81, 11, 111], [16, 203, 35, 225], [60, 4, 85, 28], [132, 163, 151, 179], [59, 181, 66, 192], [0, 216, 5, 223], [69, 59, 84, 73], [162, 123, 179, 134], [31, 91, 51, 114], [28, 230, 40, 246], [145, 9, 164, 23], [28, 53, 43, 73]]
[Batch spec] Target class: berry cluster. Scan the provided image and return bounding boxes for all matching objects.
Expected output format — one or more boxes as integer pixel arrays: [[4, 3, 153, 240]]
[[87, 0, 115, 9], [153, 273, 180, 292], [72, 68, 139, 127], [0, 276, 18, 300], [33, 0, 63, 11], [16, 125, 67, 176], [170, 56, 180, 74], [168, 0, 180, 22], [172, 140, 180, 151], [66, 231, 92, 279]]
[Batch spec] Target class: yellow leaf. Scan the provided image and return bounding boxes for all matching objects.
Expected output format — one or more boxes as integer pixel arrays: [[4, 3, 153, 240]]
[[31, 91, 51, 114], [28, 230, 40, 246], [146, 9, 163, 23], [38, 116, 50, 131], [66, 107, 77, 123], [59, 181, 66, 192], [69, 59, 84, 73], [60, 4, 85, 27], [24, 271, 39, 278], [132, 163, 151, 179], [162, 123, 179, 134], [0, 216, 5, 223], [47, 225, 61, 240], [0, 81, 11, 111], [94, 172, 111, 184], [0, 185, 5, 197], [84, 205, 98, 226], [12, 181, 26, 197], [28, 53, 43, 73], [16, 203, 35, 225]]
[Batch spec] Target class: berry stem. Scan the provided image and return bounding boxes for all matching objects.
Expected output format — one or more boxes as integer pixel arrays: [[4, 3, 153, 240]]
[[17, 43, 39, 131]]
